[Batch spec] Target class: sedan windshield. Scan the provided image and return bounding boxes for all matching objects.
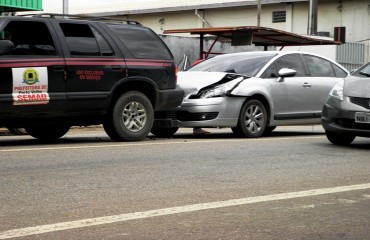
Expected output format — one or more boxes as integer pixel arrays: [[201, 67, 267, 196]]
[[188, 52, 277, 76], [353, 62, 370, 78]]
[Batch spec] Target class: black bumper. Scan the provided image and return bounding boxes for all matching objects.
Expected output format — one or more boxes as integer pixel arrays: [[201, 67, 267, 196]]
[[155, 87, 184, 111], [322, 104, 370, 137]]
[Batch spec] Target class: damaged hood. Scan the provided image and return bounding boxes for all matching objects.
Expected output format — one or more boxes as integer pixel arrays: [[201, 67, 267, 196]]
[[177, 71, 247, 99], [177, 71, 228, 96]]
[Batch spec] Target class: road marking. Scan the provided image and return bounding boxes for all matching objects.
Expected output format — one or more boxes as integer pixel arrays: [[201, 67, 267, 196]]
[[0, 136, 323, 153], [0, 183, 369, 239]]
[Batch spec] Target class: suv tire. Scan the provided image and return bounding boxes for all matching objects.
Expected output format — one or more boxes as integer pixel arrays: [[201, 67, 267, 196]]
[[104, 91, 154, 141], [25, 124, 70, 141]]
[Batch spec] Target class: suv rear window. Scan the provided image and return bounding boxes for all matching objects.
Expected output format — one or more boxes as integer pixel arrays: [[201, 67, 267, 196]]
[[60, 23, 114, 56], [108, 24, 172, 59]]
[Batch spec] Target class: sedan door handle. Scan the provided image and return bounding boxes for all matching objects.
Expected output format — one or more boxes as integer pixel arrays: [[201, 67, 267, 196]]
[[303, 82, 312, 88]]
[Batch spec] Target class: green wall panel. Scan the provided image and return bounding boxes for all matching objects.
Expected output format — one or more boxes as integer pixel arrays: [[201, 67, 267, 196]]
[[0, 0, 42, 12]]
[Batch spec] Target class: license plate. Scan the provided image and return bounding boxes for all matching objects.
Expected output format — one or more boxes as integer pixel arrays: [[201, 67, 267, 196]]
[[355, 112, 370, 124]]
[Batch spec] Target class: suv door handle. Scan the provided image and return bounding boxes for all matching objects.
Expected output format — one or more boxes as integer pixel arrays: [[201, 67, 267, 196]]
[[303, 82, 312, 88], [53, 66, 65, 72], [112, 66, 123, 72]]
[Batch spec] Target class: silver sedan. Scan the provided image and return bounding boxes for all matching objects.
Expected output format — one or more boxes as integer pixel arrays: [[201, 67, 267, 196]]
[[151, 51, 349, 138]]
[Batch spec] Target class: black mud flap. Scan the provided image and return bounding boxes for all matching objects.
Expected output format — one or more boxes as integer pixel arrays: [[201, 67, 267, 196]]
[[153, 119, 180, 128]]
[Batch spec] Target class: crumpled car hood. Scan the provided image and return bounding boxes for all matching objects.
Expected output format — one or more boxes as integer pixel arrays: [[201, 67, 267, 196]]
[[177, 71, 229, 97], [344, 76, 370, 98]]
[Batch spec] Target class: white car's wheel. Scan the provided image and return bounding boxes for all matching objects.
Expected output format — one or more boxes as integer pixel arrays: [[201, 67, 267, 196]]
[[232, 99, 267, 138]]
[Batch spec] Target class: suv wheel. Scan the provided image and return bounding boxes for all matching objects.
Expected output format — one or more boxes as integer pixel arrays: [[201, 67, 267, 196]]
[[25, 124, 70, 141], [232, 99, 267, 138], [104, 91, 154, 141], [325, 131, 356, 145], [151, 127, 179, 137]]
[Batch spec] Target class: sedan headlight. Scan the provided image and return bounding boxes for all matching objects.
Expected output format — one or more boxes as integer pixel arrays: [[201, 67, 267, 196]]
[[329, 79, 344, 101], [199, 77, 244, 99]]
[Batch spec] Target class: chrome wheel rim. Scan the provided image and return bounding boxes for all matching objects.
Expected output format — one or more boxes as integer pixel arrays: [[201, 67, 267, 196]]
[[122, 101, 147, 132], [244, 104, 265, 134]]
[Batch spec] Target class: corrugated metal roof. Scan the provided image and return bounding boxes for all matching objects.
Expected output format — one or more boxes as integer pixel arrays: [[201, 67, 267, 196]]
[[164, 26, 339, 47], [164, 26, 340, 58]]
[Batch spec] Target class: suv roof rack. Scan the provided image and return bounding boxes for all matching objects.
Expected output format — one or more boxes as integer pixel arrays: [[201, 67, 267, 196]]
[[20, 13, 141, 25]]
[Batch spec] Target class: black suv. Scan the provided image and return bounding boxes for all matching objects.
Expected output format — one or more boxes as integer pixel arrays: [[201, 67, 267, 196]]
[[0, 14, 183, 141]]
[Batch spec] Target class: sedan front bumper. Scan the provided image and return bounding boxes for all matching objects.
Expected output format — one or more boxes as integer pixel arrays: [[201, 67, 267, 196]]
[[322, 101, 370, 137], [175, 96, 246, 128]]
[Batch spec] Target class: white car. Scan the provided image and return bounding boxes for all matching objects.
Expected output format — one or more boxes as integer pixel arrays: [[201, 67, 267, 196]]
[[322, 62, 370, 145], [151, 51, 349, 138]]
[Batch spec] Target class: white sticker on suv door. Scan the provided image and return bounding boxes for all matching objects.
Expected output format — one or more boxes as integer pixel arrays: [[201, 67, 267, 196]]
[[12, 67, 49, 105]]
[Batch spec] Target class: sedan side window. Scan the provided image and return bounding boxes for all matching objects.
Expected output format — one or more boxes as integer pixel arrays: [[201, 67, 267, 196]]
[[261, 62, 279, 78], [303, 55, 335, 77], [275, 54, 306, 77], [332, 64, 348, 77]]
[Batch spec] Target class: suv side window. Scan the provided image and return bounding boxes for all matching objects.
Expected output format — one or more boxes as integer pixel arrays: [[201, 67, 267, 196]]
[[60, 23, 114, 56], [303, 54, 335, 77], [275, 54, 306, 77], [0, 21, 56, 56], [108, 24, 172, 59]]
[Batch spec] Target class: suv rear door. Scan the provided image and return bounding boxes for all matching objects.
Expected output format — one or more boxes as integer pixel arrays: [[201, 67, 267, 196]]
[[52, 21, 125, 114]]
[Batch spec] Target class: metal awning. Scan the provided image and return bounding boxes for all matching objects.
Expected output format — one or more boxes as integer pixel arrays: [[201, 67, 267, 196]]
[[163, 26, 341, 59]]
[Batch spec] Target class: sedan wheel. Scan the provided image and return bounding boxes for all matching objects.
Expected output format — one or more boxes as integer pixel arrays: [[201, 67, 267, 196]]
[[232, 99, 267, 138], [325, 131, 356, 145]]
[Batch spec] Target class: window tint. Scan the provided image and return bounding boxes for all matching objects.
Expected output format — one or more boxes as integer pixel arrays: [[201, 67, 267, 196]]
[[275, 54, 306, 77], [332, 63, 348, 77], [0, 21, 56, 56], [189, 53, 277, 76], [108, 24, 172, 59], [60, 23, 113, 56], [303, 54, 335, 77], [91, 27, 114, 56], [262, 62, 279, 78]]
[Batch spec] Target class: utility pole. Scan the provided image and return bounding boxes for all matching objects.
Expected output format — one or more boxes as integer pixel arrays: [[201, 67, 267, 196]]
[[63, 0, 69, 15], [308, 0, 318, 35], [257, 0, 261, 27]]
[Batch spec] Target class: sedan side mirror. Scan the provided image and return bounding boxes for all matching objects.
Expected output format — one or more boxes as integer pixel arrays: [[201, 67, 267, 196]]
[[0, 40, 14, 55], [277, 68, 297, 82]]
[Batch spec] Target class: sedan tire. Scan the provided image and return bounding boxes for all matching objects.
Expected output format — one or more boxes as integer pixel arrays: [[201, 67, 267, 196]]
[[150, 127, 179, 138], [325, 131, 356, 145], [232, 99, 267, 138]]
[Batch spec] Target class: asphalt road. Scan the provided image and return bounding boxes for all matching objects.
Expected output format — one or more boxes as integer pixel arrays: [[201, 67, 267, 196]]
[[0, 126, 369, 239]]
